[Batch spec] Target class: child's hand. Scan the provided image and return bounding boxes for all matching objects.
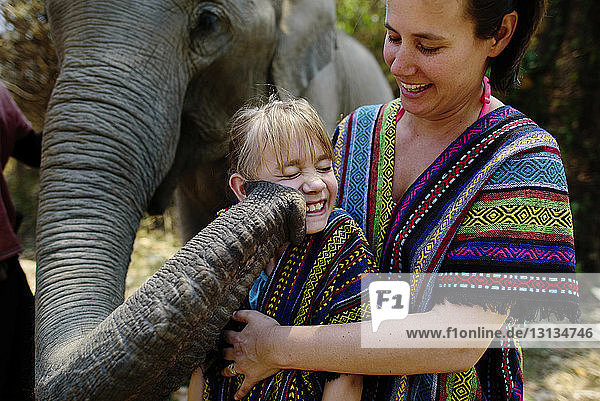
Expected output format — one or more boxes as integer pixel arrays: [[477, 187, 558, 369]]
[[322, 374, 362, 401], [187, 365, 206, 401]]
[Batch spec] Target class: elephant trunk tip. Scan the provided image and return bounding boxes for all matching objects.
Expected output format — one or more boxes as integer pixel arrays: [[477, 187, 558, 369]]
[[245, 181, 306, 245]]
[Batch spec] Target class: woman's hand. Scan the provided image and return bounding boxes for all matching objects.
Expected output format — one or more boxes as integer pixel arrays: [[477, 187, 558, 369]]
[[221, 310, 282, 400]]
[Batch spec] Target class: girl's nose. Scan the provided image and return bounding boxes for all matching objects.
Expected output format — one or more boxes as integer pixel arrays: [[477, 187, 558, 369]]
[[302, 173, 326, 193]]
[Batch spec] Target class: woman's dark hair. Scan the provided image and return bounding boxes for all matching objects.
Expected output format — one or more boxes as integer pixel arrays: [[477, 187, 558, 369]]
[[466, 0, 547, 94]]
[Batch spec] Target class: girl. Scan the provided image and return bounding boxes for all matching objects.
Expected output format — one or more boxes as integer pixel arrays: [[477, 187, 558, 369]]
[[188, 97, 375, 401]]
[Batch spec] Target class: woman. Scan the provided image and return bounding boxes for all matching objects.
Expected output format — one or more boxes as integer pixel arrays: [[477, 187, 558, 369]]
[[220, 0, 578, 400]]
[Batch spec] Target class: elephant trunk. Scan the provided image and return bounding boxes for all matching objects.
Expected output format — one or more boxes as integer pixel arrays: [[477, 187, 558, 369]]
[[36, 182, 306, 400], [35, 23, 193, 393], [36, 58, 186, 356]]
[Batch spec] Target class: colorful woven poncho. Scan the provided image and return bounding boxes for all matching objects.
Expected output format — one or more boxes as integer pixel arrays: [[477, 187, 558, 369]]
[[333, 98, 579, 401], [203, 208, 375, 400]]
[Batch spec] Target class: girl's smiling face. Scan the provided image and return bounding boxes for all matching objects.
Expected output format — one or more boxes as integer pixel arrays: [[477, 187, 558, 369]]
[[383, 0, 496, 120], [254, 143, 338, 235]]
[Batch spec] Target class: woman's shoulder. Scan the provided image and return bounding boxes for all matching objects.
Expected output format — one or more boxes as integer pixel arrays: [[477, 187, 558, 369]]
[[484, 108, 569, 189], [333, 98, 403, 147], [487, 104, 559, 148]]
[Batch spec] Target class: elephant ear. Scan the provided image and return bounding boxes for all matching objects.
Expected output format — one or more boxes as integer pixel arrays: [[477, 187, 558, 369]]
[[272, 0, 336, 96]]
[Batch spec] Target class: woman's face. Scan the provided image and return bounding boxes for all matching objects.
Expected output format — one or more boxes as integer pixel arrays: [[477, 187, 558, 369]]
[[383, 0, 494, 120]]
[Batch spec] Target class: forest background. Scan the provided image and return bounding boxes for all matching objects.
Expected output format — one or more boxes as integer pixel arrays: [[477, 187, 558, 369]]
[[1, 1, 600, 400]]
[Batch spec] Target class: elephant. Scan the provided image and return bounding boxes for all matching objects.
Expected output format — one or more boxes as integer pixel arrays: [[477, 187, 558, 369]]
[[36, 0, 393, 399]]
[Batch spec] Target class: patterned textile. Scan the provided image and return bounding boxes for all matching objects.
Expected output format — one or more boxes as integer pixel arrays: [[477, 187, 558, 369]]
[[204, 208, 375, 401], [333, 99, 578, 401]]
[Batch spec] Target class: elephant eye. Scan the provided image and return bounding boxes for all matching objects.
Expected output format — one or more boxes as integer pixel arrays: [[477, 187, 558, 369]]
[[194, 11, 218, 36], [190, 8, 231, 57]]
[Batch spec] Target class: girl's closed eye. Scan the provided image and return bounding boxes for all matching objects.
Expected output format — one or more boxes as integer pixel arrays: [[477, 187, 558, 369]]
[[316, 160, 333, 173], [280, 167, 300, 179]]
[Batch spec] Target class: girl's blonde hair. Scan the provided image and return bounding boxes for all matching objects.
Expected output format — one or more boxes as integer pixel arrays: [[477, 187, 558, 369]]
[[228, 96, 334, 179]]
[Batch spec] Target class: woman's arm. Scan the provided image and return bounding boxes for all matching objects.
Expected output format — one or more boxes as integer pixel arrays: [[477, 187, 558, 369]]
[[223, 302, 507, 399]]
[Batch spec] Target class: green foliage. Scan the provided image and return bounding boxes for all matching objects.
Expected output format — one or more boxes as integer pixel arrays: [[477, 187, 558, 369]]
[[336, 0, 385, 50], [0, 0, 57, 131]]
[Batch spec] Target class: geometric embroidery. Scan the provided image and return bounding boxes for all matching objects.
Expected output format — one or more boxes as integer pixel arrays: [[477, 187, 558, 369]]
[[372, 99, 402, 263], [487, 155, 567, 188], [436, 272, 579, 296], [396, 107, 514, 219], [334, 104, 379, 234], [446, 368, 477, 401], [333, 99, 402, 265], [459, 204, 573, 235], [295, 216, 354, 324], [411, 374, 437, 400], [333, 100, 576, 401], [447, 243, 576, 266], [204, 209, 375, 401], [387, 116, 540, 275], [265, 244, 306, 318]]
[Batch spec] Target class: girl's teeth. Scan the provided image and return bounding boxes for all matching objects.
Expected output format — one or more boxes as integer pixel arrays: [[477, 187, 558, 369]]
[[307, 202, 323, 212]]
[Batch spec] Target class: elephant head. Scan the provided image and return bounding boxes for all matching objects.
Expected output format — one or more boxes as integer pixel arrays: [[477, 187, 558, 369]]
[[36, 0, 392, 398]]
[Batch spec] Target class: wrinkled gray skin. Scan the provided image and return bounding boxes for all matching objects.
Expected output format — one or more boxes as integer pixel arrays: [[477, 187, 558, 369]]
[[37, 181, 306, 400], [36, 0, 392, 399]]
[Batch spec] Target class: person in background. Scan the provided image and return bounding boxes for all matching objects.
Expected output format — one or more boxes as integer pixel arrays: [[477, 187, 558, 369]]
[[219, 1, 579, 400], [0, 80, 41, 401], [187, 96, 374, 401]]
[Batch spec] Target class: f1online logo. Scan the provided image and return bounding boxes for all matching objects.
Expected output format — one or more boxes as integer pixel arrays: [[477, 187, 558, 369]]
[[368, 281, 410, 332]]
